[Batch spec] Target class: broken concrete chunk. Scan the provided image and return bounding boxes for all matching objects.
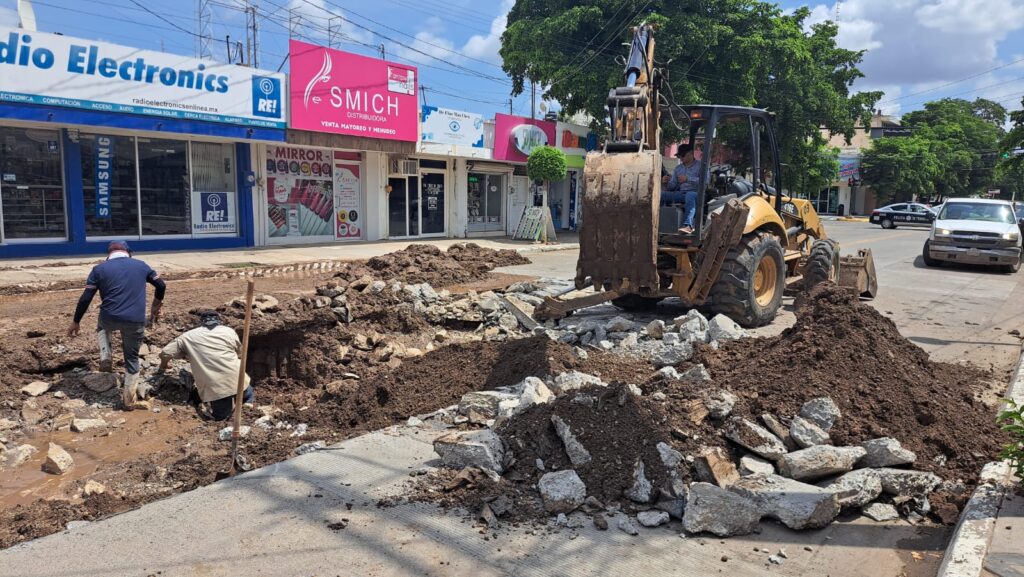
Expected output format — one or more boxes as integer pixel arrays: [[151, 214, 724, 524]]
[[650, 342, 694, 367], [655, 497, 686, 520], [624, 460, 654, 503], [457, 390, 519, 422], [21, 381, 51, 396], [655, 367, 680, 381], [818, 469, 883, 509], [663, 333, 681, 346], [798, 397, 841, 431], [682, 482, 762, 537], [42, 443, 74, 475], [778, 446, 866, 481], [656, 442, 684, 469], [874, 468, 942, 497], [858, 438, 917, 468], [434, 430, 505, 473], [676, 315, 710, 343], [617, 515, 640, 535], [605, 316, 635, 332], [722, 417, 788, 460], [862, 502, 900, 522], [3, 444, 38, 469], [708, 314, 746, 341], [295, 441, 326, 455], [71, 418, 107, 433], [515, 377, 554, 413], [538, 470, 586, 513], [646, 320, 666, 339], [703, 389, 737, 419], [680, 364, 711, 383], [550, 415, 592, 467], [0, 418, 18, 431], [637, 510, 670, 527], [739, 455, 776, 476], [729, 474, 840, 530], [625, 384, 643, 396], [82, 372, 119, 393], [218, 426, 251, 441], [694, 446, 740, 487], [790, 416, 831, 448], [549, 371, 606, 395]]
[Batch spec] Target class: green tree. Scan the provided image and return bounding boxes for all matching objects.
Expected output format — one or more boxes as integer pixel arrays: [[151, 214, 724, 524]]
[[860, 136, 941, 202], [786, 145, 839, 198], [527, 146, 568, 182], [902, 98, 1006, 196], [500, 1, 880, 188], [1000, 96, 1024, 178]]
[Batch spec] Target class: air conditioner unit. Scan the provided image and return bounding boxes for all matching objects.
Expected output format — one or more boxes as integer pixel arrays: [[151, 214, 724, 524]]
[[389, 157, 419, 175], [400, 160, 418, 175]]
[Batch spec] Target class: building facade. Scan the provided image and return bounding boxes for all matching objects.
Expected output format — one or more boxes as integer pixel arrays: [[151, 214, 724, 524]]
[[0, 27, 286, 258]]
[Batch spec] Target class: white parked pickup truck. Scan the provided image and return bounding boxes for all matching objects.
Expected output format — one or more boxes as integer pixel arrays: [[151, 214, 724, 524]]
[[923, 198, 1022, 273]]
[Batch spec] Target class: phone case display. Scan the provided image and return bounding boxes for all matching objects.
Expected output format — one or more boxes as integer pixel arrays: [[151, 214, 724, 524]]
[[265, 147, 334, 238]]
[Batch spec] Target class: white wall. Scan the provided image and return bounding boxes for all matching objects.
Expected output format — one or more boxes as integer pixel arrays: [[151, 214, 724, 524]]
[[364, 151, 388, 241], [451, 158, 469, 238]]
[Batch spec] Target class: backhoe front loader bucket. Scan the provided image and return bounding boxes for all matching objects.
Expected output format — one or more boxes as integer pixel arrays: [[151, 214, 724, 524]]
[[838, 248, 878, 298], [575, 151, 661, 294]]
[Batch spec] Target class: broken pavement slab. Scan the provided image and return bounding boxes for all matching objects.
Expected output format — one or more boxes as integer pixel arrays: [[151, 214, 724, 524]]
[[858, 437, 916, 468], [693, 446, 740, 487], [538, 470, 586, 513], [20, 381, 51, 396], [433, 429, 505, 473], [682, 482, 762, 537], [729, 474, 841, 530], [722, 417, 788, 460], [42, 442, 74, 475], [778, 445, 866, 481]]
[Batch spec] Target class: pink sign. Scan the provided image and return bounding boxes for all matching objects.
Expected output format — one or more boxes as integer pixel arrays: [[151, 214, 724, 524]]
[[493, 113, 556, 162], [289, 40, 418, 142]]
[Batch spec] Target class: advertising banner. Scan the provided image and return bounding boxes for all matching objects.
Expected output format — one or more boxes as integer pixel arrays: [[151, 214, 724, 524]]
[[839, 155, 861, 178], [191, 191, 236, 234], [94, 135, 112, 219], [265, 145, 335, 238], [493, 113, 556, 162], [333, 153, 362, 240], [0, 28, 285, 129], [289, 40, 418, 142], [421, 106, 484, 147]]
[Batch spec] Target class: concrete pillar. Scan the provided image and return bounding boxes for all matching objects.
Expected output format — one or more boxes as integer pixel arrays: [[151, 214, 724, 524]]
[[364, 151, 388, 241], [452, 158, 468, 238]]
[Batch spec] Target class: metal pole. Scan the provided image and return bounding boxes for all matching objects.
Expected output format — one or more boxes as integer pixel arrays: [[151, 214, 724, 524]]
[[530, 82, 536, 119]]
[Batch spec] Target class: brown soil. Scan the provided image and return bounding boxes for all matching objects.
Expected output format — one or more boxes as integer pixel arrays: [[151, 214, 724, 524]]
[[356, 243, 529, 287], [693, 283, 1007, 484]]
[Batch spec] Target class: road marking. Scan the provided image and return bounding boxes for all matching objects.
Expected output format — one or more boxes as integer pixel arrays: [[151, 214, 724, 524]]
[[839, 230, 922, 248]]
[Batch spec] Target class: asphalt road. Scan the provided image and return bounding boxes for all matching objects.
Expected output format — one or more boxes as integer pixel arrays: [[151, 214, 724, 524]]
[[502, 220, 1024, 377]]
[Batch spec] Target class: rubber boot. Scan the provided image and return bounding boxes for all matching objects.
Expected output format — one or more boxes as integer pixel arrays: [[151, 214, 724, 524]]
[[121, 372, 138, 408], [97, 328, 113, 373]]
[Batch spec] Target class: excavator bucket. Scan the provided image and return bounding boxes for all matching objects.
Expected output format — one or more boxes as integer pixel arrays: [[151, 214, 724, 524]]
[[575, 151, 661, 294], [838, 248, 878, 298]]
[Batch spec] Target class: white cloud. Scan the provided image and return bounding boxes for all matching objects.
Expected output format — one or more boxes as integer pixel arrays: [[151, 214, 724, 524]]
[[286, 0, 373, 46], [393, 17, 458, 64], [462, 0, 514, 64], [805, 0, 1024, 88], [394, 0, 513, 66]]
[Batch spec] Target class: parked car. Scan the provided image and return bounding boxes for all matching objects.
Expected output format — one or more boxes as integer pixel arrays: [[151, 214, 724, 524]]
[[923, 198, 1022, 273], [869, 202, 937, 228]]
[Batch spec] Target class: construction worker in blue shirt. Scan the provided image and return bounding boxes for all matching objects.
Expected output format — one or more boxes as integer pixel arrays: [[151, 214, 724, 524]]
[[67, 241, 166, 408]]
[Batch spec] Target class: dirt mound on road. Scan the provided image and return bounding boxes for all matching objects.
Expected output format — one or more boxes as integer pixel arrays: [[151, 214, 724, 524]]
[[697, 282, 1006, 483], [359, 243, 528, 287]]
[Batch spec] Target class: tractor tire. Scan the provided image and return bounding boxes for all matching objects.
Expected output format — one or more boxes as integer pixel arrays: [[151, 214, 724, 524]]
[[707, 231, 786, 328], [611, 294, 664, 311], [804, 238, 840, 291]]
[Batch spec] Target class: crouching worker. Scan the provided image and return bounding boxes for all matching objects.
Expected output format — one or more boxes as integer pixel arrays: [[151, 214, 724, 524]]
[[157, 311, 253, 421]]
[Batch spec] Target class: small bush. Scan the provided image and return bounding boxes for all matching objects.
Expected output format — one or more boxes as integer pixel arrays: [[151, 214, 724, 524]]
[[998, 399, 1024, 478], [527, 146, 567, 182]]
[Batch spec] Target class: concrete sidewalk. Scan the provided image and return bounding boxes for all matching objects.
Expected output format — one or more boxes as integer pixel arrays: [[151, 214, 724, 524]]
[[0, 235, 579, 289], [0, 421, 945, 577]]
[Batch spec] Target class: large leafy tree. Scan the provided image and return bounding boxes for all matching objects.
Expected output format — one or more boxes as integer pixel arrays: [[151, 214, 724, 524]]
[[1000, 96, 1024, 177], [860, 136, 942, 203], [500, 0, 880, 189]]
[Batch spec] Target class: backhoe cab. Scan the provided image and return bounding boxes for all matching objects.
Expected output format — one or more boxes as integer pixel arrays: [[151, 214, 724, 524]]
[[534, 25, 877, 327]]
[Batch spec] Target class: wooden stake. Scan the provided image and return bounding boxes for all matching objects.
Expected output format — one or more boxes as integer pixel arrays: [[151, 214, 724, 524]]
[[229, 279, 255, 476]]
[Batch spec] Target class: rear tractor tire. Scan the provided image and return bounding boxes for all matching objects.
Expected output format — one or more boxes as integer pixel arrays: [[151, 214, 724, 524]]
[[708, 231, 786, 328], [804, 238, 840, 291]]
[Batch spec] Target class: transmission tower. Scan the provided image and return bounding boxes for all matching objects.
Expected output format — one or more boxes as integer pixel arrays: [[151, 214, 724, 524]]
[[245, 1, 259, 68], [196, 0, 213, 59]]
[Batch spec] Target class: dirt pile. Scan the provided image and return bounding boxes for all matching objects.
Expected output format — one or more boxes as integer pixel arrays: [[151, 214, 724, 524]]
[[353, 243, 528, 287], [696, 283, 1005, 483]]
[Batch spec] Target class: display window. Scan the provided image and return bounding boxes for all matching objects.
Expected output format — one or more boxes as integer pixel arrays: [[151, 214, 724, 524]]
[[82, 134, 140, 238], [265, 146, 363, 241], [139, 138, 190, 236], [0, 127, 66, 241], [467, 172, 504, 233]]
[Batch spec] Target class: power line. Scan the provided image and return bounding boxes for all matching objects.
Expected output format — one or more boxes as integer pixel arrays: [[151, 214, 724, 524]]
[[126, 0, 206, 40], [877, 56, 1024, 105]]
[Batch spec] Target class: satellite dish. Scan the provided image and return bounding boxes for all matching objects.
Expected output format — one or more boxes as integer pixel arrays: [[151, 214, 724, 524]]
[[539, 101, 548, 115], [18, 0, 37, 31]]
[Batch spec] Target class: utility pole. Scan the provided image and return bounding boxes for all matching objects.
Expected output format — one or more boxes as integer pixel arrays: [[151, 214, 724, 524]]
[[420, 86, 427, 107], [378, 44, 386, 60], [528, 80, 536, 118], [196, 0, 213, 59], [244, 1, 258, 67], [328, 16, 342, 48], [508, 98, 513, 115]]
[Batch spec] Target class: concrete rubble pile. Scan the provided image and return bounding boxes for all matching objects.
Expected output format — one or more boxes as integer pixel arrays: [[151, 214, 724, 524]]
[[417, 300, 948, 538]]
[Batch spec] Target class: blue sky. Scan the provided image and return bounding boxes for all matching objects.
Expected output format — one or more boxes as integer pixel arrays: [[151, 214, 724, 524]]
[[2, 0, 1023, 121]]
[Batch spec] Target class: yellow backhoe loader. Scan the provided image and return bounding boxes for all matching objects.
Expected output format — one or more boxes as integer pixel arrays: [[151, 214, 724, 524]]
[[534, 24, 877, 326]]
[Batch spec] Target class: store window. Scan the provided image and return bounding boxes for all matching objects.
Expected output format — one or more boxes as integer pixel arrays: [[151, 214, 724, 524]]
[[468, 173, 504, 233], [0, 127, 66, 240], [82, 134, 140, 238], [191, 142, 238, 235], [139, 138, 190, 236]]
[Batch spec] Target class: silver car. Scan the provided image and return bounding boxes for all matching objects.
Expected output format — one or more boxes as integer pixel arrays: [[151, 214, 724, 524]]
[[923, 198, 1022, 273]]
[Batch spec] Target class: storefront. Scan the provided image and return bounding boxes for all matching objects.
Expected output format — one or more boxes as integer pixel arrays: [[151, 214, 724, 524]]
[[492, 113, 556, 236], [548, 121, 596, 231], [277, 40, 419, 243], [0, 28, 286, 258]]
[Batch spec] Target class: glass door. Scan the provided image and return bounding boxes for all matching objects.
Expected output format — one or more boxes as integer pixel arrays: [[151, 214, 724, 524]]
[[388, 177, 407, 237], [420, 171, 445, 236], [468, 172, 503, 233]]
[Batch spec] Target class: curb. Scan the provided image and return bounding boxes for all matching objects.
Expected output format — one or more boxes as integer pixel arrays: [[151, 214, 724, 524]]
[[516, 243, 580, 254], [935, 343, 1024, 577]]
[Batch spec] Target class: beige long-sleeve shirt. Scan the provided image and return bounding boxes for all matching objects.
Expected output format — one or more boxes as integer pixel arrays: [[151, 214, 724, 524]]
[[160, 325, 250, 402]]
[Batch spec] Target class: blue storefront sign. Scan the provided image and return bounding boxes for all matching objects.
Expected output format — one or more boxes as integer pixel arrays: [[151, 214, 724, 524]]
[[94, 136, 112, 219]]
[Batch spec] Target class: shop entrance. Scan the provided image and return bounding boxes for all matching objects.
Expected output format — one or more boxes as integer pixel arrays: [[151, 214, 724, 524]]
[[467, 173, 505, 233], [388, 170, 446, 238]]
